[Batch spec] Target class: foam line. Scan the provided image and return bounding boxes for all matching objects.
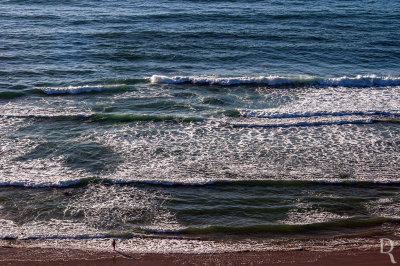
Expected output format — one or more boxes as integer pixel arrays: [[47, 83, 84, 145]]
[[240, 110, 400, 119], [231, 119, 374, 128]]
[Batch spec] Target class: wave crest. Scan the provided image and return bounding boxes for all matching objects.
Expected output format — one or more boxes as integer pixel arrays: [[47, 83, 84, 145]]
[[150, 75, 400, 87], [37, 84, 127, 95]]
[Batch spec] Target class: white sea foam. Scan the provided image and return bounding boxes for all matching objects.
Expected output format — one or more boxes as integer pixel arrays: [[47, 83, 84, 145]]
[[0, 178, 224, 188], [150, 75, 299, 86], [37, 84, 125, 94], [280, 209, 349, 225], [240, 109, 400, 119], [0, 179, 84, 188], [150, 75, 400, 87], [231, 119, 374, 128], [315, 75, 400, 87], [0, 218, 101, 240]]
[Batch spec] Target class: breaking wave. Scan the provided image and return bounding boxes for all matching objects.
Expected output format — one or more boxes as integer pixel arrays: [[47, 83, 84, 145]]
[[2, 176, 400, 188], [36, 84, 129, 94], [150, 75, 400, 88]]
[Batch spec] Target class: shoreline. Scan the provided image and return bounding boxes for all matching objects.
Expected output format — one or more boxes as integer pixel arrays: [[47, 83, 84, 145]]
[[1, 233, 400, 265]]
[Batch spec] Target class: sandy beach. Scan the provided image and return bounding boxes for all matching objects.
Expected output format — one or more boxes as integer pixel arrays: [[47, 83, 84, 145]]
[[1, 234, 400, 266], [1, 245, 399, 266]]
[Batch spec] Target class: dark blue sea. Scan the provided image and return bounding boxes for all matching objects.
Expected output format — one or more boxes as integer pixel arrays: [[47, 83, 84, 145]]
[[1, 0, 400, 252]]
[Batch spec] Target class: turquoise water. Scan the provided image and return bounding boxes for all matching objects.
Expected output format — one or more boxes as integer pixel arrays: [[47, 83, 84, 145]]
[[1, 0, 400, 244]]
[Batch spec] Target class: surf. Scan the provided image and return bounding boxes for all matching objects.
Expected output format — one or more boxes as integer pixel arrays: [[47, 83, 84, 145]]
[[150, 75, 400, 88]]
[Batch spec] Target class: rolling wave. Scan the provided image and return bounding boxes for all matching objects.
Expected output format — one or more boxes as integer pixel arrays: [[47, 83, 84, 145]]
[[1, 216, 397, 239], [150, 75, 400, 88], [240, 110, 400, 119], [0, 91, 26, 99], [2, 110, 399, 128], [2, 176, 400, 188], [231, 119, 374, 128], [178, 217, 396, 235], [36, 84, 129, 94], [235, 109, 400, 128], [11, 74, 400, 99], [1, 113, 203, 123], [89, 113, 203, 123]]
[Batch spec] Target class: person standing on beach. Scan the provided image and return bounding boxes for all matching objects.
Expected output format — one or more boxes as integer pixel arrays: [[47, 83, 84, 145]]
[[112, 239, 116, 251]]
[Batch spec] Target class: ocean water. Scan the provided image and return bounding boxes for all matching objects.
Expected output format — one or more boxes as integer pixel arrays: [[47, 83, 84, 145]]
[[1, 0, 400, 250]]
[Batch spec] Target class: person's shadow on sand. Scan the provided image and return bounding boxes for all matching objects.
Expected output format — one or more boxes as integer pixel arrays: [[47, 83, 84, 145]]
[[112, 239, 134, 259], [115, 250, 134, 259]]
